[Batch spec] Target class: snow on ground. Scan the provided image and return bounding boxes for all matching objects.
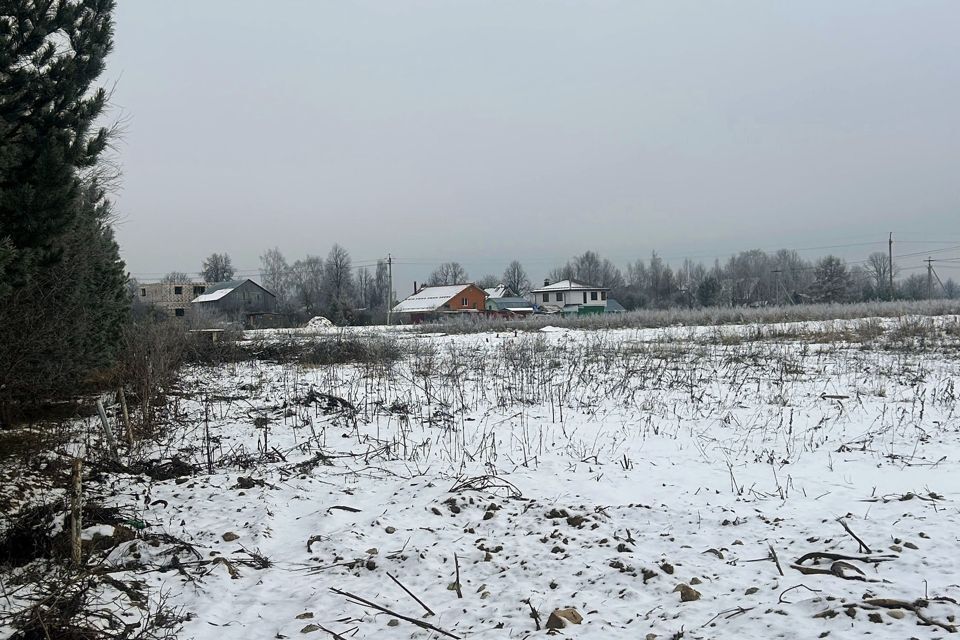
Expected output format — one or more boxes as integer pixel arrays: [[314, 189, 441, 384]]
[[3, 317, 960, 639]]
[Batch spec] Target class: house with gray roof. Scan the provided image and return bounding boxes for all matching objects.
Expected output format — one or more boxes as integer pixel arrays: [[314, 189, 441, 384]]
[[191, 279, 278, 326]]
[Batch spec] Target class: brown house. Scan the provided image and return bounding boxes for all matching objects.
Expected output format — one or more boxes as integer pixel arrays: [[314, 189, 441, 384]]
[[391, 283, 487, 323]]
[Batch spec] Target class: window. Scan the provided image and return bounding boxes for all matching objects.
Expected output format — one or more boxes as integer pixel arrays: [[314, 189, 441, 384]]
[[461, 297, 468, 306], [174, 308, 185, 317], [591, 291, 598, 301], [193, 285, 205, 295], [543, 293, 549, 302], [174, 286, 183, 295], [555, 292, 564, 302], [601, 291, 607, 300], [140, 288, 146, 297]]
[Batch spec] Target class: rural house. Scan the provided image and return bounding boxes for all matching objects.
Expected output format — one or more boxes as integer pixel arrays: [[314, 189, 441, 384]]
[[392, 283, 487, 323], [191, 279, 278, 326], [484, 284, 534, 316], [138, 282, 209, 318], [483, 284, 514, 299], [528, 279, 609, 315], [485, 296, 535, 316]]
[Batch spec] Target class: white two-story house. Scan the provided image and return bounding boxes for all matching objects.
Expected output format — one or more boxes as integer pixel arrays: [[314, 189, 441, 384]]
[[528, 279, 609, 314]]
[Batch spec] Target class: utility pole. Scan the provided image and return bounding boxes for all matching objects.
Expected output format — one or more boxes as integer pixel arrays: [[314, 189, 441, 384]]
[[386, 253, 393, 325], [888, 232, 894, 299], [927, 257, 934, 299], [772, 269, 782, 306]]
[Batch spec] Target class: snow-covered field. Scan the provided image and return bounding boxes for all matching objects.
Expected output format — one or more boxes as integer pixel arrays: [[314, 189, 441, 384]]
[[3, 316, 960, 639]]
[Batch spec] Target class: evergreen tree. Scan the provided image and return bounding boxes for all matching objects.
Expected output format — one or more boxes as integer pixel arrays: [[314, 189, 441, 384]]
[[0, 0, 115, 275], [811, 255, 853, 303], [0, 1, 125, 419]]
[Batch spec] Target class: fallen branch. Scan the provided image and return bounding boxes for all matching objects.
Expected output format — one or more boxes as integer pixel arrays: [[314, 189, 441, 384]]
[[795, 552, 895, 565], [317, 623, 350, 640], [701, 606, 754, 628], [854, 598, 957, 633], [387, 572, 435, 616], [778, 584, 821, 604], [331, 588, 460, 639], [791, 561, 875, 581], [837, 517, 872, 553], [449, 474, 522, 498], [768, 543, 784, 576], [453, 553, 463, 599], [327, 505, 361, 513]]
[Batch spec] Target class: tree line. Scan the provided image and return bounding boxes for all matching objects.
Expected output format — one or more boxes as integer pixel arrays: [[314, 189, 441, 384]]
[[545, 249, 956, 307], [254, 245, 390, 324], [237, 247, 958, 322]]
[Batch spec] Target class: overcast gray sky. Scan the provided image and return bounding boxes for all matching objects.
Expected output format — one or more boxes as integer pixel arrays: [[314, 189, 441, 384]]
[[105, 1, 960, 287]]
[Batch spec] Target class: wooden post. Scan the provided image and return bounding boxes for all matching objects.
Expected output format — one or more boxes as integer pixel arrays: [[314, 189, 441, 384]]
[[204, 396, 213, 474], [117, 387, 133, 446], [71, 458, 83, 566], [96, 398, 119, 462]]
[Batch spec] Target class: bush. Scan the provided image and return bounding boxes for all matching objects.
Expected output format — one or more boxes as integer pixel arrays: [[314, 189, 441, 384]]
[[247, 333, 403, 366], [115, 319, 187, 434], [409, 299, 960, 335]]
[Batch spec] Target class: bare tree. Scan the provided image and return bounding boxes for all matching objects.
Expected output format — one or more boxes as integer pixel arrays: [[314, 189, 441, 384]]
[[290, 256, 325, 315], [260, 247, 290, 306], [573, 251, 603, 285], [160, 271, 191, 284], [201, 253, 234, 282], [944, 278, 958, 299], [357, 266, 373, 308], [475, 274, 499, 289], [547, 263, 576, 283], [502, 260, 531, 295], [323, 244, 355, 320], [372, 259, 390, 310], [899, 273, 928, 300], [597, 258, 624, 289], [428, 262, 468, 286], [865, 251, 896, 298]]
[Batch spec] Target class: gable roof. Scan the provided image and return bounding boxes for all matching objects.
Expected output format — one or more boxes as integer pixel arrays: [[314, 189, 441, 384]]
[[192, 279, 276, 303], [606, 298, 626, 312], [193, 281, 241, 303], [392, 283, 476, 314], [530, 279, 608, 293], [484, 284, 516, 299]]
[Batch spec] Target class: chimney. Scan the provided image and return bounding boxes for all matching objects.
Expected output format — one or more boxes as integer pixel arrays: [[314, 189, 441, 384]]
[[544, 278, 550, 287], [413, 281, 418, 294]]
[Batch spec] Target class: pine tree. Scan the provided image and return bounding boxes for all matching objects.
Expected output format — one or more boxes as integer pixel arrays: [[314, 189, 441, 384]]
[[0, 0, 115, 272], [0, 1, 124, 419]]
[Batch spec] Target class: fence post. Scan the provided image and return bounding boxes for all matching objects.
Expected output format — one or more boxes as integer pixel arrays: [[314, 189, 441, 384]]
[[117, 387, 133, 446], [71, 458, 83, 566], [96, 398, 119, 462]]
